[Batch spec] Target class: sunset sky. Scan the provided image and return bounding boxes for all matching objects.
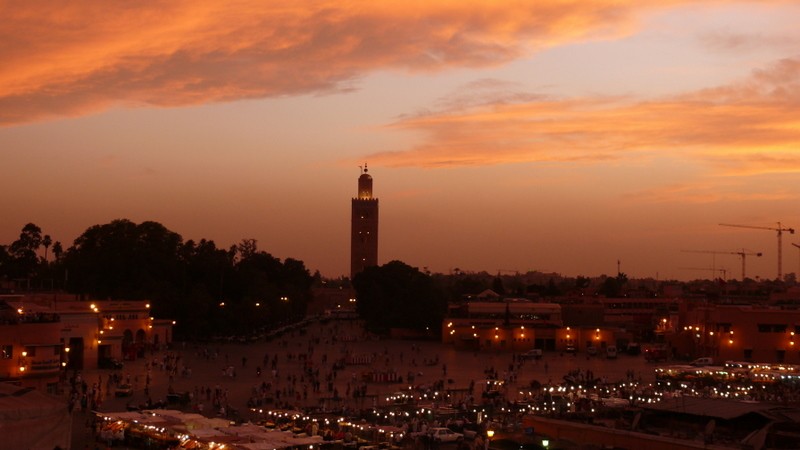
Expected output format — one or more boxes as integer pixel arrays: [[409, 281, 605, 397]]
[[2, 1, 799, 281]]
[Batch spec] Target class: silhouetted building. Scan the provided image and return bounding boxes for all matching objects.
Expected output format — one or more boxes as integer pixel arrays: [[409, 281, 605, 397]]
[[351, 164, 379, 278]]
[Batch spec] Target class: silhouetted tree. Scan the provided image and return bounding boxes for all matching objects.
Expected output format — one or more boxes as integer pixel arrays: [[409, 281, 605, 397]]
[[52, 241, 63, 261], [42, 234, 52, 262], [491, 276, 506, 295], [575, 276, 591, 288], [63, 219, 183, 300], [598, 272, 628, 298], [353, 260, 446, 334], [7, 223, 44, 279]]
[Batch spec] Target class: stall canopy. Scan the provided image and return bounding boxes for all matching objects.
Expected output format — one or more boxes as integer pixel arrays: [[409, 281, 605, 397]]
[[0, 383, 70, 449]]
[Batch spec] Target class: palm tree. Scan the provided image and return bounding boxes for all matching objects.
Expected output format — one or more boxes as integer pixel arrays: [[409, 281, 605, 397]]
[[52, 241, 63, 261], [42, 234, 52, 262]]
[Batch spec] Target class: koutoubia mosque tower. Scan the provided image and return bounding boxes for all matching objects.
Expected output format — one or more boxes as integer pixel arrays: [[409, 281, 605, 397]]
[[350, 164, 379, 278]]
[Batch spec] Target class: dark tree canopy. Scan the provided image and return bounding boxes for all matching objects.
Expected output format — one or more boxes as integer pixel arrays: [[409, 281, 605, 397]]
[[63, 219, 184, 299], [352, 260, 446, 334], [0, 219, 314, 340], [5, 223, 44, 278]]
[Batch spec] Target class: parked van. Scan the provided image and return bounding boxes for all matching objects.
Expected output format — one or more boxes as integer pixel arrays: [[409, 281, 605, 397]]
[[606, 346, 618, 359], [690, 357, 714, 366], [523, 349, 543, 360]]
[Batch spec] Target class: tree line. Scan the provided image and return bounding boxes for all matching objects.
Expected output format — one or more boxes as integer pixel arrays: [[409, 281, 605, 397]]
[[0, 220, 314, 340]]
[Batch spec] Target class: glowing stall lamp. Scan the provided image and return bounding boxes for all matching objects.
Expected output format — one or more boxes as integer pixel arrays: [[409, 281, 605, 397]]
[[542, 439, 550, 448], [728, 339, 734, 345], [486, 430, 495, 439]]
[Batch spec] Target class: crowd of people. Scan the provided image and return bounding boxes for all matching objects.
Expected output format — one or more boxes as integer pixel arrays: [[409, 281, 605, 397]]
[[67, 316, 800, 449]]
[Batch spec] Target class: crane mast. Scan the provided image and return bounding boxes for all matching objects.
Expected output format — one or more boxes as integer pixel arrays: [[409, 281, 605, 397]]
[[681, 249, 761, 280], [793, 243, 800, 277], [719, 222, 795, 280]]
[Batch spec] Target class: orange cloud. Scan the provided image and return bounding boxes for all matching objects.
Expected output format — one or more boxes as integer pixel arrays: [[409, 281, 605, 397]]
[[368, 57, 800, 176], [624, 181, 799, 204], [0, 0, 685, 125]]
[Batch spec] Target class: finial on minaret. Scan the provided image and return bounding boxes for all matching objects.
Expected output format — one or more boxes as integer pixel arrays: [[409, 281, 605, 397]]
[[364, 163, 368, 174]]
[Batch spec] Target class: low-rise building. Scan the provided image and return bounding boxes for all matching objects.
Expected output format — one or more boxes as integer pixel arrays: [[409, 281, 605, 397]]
[[0, 293, 173, 390], [674, 304, 800, 364], [443, 299, 563, 352]]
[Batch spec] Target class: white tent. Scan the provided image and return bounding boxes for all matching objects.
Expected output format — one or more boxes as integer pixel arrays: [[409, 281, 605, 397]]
[[0, 383, 70, 450]]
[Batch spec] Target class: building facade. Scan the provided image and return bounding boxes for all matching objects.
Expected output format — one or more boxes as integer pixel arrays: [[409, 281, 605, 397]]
[[674, 304, 800, 364], [351, 165, 379, 278], [0, 294, 173, 391], [442, 300, 564, 352]]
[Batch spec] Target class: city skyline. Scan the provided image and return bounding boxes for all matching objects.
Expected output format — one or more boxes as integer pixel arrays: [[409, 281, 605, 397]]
[[1, 1, 799, 281]]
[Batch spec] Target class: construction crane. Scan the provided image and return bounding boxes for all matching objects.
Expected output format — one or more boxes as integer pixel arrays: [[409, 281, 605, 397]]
[[681, 249, 762, 280], [719, 222, 795, 279], [793, 243, 800, 277]]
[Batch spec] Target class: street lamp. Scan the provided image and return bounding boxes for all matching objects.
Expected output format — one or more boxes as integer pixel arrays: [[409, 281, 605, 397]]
[[280, 296, 290, 323], [486, 430, 494, 450], [18, 350, 28, 373]]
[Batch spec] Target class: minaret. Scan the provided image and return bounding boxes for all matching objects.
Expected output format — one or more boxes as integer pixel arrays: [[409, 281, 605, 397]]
[[351, 164, 379, 278]]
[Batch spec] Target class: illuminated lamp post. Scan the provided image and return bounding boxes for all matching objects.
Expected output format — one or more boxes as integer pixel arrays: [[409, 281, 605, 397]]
[[486, 430, 494, 450], [18, 350, 28, 374], [281, 296, 290, 324], [63, 346, 70, 369]]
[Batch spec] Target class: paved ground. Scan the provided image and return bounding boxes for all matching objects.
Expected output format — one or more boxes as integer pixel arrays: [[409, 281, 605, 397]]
[[69, 319, 663, 449]]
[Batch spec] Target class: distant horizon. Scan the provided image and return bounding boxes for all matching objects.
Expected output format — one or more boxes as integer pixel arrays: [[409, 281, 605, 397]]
[[2, 2, 799, 282], [4, 217, 795, 285]]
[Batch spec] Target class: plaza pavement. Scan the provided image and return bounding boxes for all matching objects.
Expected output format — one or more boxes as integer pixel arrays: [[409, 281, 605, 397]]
[[70, 319, 664, 448]]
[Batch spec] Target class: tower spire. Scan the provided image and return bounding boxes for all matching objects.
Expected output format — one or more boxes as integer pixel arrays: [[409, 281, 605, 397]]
[[351, 166, 379, 278]]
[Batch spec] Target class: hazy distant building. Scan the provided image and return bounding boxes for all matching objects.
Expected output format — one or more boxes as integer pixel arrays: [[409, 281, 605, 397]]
[[351, 165, 379, 278]]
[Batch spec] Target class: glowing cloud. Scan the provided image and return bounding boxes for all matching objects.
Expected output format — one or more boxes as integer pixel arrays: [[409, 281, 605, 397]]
[[0, 0, 684, 125], [369, 57, 800, 176]]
